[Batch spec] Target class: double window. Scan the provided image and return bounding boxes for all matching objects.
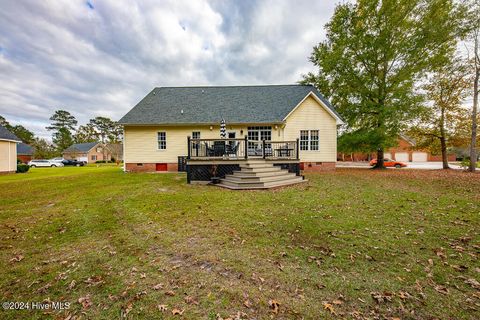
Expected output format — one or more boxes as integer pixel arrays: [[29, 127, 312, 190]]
[[157, 132, 166, 150], [300, 130, 319, 151], [192, 131, 200, 139]]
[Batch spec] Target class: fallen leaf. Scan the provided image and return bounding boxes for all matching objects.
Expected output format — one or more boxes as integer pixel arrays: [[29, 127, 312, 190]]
[[434, 285, 449, 295], [152, 283, 163, 290], [68, 280, 76, 290], [157, 304, 168, 312], [398, 291, 411, 300], [9, 254, 24, 263], [172, 308, 184, 316], [165, 290, 176, 296], [184, 296, 199, 305], [465, 278, 480, 290], [243, 300, 251, 308], [371, 291, 393, 303], [78, 295, 92, 309], [322, 302, 337, 315], [332, 299, 343, 305], [84, 275, 104, 286], [268, 299, 280, 314], [121, 302, 133, 318]]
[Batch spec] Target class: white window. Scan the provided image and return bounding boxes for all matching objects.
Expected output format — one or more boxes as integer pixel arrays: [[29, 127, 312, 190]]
[[310, 130, 319, 151], [300, 130, 309, 150], [192, 131, 200, 139], [300, 130, 319, 151], [157, 132, 166, 150]]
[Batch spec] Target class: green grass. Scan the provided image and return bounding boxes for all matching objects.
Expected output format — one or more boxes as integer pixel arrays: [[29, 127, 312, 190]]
[[0, 167, 479, 319]]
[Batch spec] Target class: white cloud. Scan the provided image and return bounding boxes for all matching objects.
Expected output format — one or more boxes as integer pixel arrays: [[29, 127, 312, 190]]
[[0, 0, 336, 139]]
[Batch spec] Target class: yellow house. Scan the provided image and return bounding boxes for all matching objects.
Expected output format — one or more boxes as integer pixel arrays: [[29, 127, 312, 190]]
[[119, 85, 343, 183], [0, 124, 21, 173]]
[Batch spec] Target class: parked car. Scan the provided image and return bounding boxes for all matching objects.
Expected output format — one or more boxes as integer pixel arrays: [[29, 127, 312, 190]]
[[369, 158, 407, 168], [50, 157, 65, 163], [61, 159, 85, 167], [28, 160, 64, 167]]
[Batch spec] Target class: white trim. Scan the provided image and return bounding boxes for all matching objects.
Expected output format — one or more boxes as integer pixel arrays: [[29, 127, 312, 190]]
[[282, 91, 344, 125], [0, 138, 21, 143], [8, 140, 11, 172]]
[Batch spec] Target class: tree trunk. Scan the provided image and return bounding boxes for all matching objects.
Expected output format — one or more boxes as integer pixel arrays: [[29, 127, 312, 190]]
[[470, 34, 479, 172], [470, 70, 478, 172], [440, 137, 449, 169], [373, 148, 385, 169], [439, 106, 449, 169]]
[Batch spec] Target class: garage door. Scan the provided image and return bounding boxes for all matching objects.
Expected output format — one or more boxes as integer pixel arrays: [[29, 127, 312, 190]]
[[412, 152, 428, 162], [384, 153, 392, 160], [395, 152, 409, 162]]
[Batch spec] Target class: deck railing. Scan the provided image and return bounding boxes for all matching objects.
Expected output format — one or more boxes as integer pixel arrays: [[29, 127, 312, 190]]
[[187, 136, 299, 160]]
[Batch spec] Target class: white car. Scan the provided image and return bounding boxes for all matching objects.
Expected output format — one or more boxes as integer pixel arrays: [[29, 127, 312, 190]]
[[28, 160, 64, 167], [50, 157, 65, 163]]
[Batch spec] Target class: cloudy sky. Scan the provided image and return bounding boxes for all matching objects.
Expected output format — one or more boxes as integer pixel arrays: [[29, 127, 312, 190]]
[[0, 0, 336, 139]]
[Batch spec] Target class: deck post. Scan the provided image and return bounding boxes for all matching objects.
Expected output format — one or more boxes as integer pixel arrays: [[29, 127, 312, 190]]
[[296, 138, 300, 160], [262, 140, 266, 159], [187, 136, 191, 160], [244, 136, 248, 159]]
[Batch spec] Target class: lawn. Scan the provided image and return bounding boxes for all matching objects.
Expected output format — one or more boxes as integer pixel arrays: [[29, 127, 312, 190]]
[[0, 167, 479, 319]]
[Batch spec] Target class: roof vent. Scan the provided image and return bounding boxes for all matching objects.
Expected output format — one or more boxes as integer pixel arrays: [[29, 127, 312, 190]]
[[202, 90, 205, 93], [181, 109, 184, 114], [153, 91, 156, 95]]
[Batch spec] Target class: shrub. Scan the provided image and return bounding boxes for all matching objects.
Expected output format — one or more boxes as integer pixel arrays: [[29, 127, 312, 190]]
[[460, 158, 480, 169], [16, 164, 30, 173], [95, 160, 114, 164]]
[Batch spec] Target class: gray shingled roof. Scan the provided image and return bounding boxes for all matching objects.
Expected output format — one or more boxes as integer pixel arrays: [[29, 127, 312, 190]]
[[0, 124, 20, 141], [17, 143, 33, 155], [63, 142, 98, 153], [118, 85, 341, 125]]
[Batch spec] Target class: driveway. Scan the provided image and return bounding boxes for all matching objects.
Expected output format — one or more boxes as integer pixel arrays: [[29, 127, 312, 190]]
[[337, 161, 464, 170]]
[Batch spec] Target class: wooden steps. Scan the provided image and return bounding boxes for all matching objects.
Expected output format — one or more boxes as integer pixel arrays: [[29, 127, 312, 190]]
[[217, 160, 306, 190]]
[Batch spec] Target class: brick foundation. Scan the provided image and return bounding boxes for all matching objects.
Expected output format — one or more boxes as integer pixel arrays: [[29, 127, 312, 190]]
[[125, 163, 178, 172], [167, 163, 178, 172], [301, 162, 336, 172]]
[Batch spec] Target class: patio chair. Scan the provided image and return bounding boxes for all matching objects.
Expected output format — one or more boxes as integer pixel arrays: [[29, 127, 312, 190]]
[[213, 141, 226, 157], [204, 142, 214, 157], [226, 142, 239, 157]]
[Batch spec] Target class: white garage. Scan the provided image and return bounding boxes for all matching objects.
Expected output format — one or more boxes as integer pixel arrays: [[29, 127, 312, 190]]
[[384, 152, 392, 159], [395, 152, 409, 162], [412, 152, 428, 162]]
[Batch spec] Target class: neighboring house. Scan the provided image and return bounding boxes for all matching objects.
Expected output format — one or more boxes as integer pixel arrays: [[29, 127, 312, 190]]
[[338, 135, 456, 162], [118, 85, 343, 173], [63, 142, 112, 163], [0, 124, 21, 173], [105, 143, 123, 162], [17, 143, 34, 164]]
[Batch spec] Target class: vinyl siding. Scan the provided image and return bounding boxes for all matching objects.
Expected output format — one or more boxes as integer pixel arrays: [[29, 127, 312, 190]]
[[0, 140, 17, 172], [283, 96, 337, 162]]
